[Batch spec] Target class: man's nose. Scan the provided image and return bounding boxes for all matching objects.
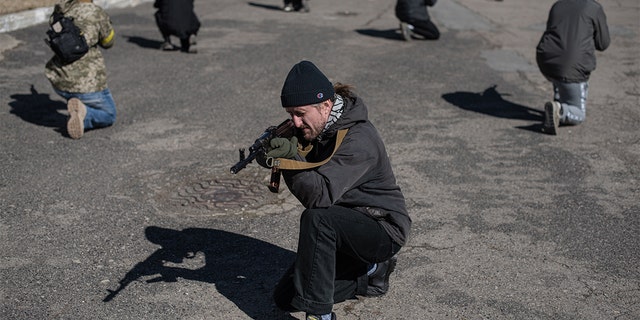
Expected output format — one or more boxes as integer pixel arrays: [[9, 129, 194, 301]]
[[292, 116, 303, 128]]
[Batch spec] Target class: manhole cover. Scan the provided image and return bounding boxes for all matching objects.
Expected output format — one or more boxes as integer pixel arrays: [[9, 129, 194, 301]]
[[157, 166, 298, 216]]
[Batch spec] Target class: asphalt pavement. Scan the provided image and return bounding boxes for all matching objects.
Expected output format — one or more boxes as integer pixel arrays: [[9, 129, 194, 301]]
[[1, 0, 639, 319]]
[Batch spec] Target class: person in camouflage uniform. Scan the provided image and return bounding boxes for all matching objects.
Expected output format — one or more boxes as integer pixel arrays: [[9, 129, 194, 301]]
[[45, 0, 116, 139]]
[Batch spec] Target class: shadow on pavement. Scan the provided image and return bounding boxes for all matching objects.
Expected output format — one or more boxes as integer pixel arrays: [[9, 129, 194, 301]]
[[123, 35, 164, 50], [103, 226, 296, 319], [247, 2, 284, 11], [9, 85, 67, 130], [355, 28, 404, 41], [443, 85, 544, 128]]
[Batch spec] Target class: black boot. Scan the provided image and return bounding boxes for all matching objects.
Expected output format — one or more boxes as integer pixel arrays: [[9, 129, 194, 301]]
[[366, 256, 397, 296]]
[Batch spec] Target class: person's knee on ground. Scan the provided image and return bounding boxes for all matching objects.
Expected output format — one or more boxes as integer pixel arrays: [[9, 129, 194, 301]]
[[411, 19, 440, 40]]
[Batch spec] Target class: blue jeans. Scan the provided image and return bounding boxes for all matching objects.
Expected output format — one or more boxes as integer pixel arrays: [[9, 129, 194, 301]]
[[54, 88, 117, 130], [551, 80, 589, 125], [273, 206, 400, 315]]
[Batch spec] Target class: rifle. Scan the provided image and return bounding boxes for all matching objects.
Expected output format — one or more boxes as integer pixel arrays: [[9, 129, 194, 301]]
[[230, 119, 295, 192]]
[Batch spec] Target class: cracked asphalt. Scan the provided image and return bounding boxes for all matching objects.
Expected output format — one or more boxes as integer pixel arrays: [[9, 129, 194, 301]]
[[1, 0, 639, 319]]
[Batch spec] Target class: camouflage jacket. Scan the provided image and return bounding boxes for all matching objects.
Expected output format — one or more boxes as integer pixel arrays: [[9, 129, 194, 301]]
[[45, 0, 115, 93]]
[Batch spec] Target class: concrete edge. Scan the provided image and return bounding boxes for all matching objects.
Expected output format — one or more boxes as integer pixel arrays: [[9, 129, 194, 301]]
[[0, 0, 153, 33]]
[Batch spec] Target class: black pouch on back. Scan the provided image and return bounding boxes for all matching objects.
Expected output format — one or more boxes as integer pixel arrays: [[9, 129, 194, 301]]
[[45, 11, 89, 64]]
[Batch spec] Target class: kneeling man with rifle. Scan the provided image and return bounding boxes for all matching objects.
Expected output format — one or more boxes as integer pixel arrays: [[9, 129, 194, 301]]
[[260, 60, 412, 320]]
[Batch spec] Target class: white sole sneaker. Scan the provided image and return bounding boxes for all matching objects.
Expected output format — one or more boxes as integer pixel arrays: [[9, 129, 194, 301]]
[[542, 101, 560, 135], [400, 22, 412, 41], [67, 98, 86, 139]]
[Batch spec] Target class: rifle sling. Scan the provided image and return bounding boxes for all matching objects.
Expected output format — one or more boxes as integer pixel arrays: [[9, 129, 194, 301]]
[[273, 129, 348, 170]]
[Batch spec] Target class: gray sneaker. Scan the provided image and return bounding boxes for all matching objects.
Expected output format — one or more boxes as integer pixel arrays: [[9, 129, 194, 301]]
[[301, 0, 310, 12], [283, 3, 294, 11], [306, 313, 336, 320], [400, 22, 412, 41], [161, 41, 175, 51], [542, 101, 560, 135], [187, 35, 198, 53]]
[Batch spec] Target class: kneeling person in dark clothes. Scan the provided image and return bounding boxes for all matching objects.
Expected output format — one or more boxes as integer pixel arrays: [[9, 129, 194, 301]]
[[154, 0, 200, 53], [269, 61, 411, 320], [283, 0, 309, 12], [396, 0, 440, 41], [536, 0, 610, 135]]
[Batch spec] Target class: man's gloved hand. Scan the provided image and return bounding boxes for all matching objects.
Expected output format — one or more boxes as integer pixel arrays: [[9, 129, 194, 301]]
[[266, 136, 298, 159]]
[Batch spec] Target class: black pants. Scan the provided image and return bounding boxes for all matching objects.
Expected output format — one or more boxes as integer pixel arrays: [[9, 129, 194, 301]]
[[273, 206, 400, 315], [410, 19, 440, 40], [154, 12, 198, 42]]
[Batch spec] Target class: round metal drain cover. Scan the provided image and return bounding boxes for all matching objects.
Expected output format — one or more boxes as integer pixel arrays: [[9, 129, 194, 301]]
[[157, 166, 298, 216]]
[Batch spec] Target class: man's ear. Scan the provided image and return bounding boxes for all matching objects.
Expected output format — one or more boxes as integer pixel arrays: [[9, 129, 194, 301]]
[[321, 99, 333, 113]]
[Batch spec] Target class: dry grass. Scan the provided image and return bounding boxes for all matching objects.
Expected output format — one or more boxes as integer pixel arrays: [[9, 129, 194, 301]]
[[0, 0, 59, 15]]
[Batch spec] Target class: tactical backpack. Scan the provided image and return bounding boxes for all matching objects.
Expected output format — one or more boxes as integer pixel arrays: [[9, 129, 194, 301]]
[[45, 11, 89, 64]]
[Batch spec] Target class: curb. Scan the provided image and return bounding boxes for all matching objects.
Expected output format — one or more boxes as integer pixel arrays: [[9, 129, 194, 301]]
[[0, 0, 153, 33]]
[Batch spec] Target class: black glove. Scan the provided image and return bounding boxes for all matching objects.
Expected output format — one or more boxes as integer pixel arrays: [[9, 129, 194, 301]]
[[266, 136, 298, 159]]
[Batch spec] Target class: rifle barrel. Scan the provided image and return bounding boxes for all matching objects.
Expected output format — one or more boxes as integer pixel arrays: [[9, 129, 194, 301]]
[[230, 151, 258, 174]]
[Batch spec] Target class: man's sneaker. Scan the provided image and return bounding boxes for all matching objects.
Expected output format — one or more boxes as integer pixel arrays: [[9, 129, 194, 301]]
[[283, 3, 295, 11], [301, 0, 310, 12], [188, 42, 198, 54], [306, 312, 336, 320], [542, 101, 560, 135], [366, 256, 397, 296], [67, 98, 86, 139], [161, 41, 175, 51], [400, 22, 412, 41], [188, 34, 198, 53]]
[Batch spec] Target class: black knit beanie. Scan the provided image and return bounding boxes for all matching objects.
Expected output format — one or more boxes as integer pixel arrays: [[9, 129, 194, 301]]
[[280, 60, 335, 108]]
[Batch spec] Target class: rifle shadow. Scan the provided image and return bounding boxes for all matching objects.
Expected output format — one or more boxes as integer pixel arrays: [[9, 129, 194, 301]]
[[8, 84, 67, 130], [103, 226, 296, 319], [247, 2, 283, 11], [442, 85, 544, 132], [355, 28, 405, 41]]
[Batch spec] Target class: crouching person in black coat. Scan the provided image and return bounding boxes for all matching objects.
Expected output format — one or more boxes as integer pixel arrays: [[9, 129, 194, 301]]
[[154, 0, 201, 53], [395, 0, 440, 41]]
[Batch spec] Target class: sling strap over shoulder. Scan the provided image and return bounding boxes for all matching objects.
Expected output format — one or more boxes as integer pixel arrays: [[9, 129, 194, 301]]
[[270, 128, 349, 170]]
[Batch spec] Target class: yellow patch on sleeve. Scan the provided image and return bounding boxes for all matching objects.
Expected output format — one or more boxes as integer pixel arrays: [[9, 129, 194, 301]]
[[101, 29, 115, 46]]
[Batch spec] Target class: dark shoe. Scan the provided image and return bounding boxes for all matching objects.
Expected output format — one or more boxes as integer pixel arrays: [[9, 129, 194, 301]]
[[542, 101, 560, 135], [366, 256, 397, 296], [283, 3, 295, 11]]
